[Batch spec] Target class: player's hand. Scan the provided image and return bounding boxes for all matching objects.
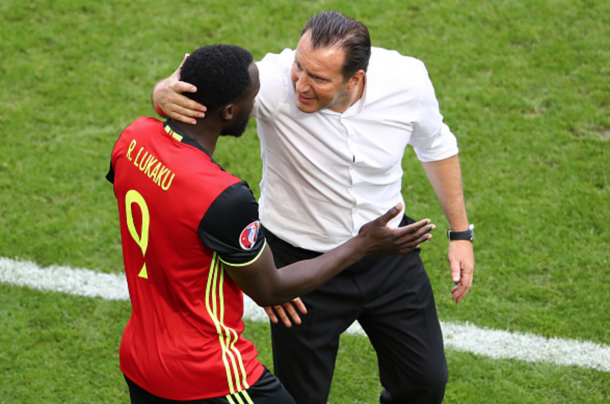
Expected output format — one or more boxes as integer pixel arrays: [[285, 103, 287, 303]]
[[448, 240, 474, 303], [151, 54, 207, 125], [357, 203, 435, 256], [264, 298, 307, 327]]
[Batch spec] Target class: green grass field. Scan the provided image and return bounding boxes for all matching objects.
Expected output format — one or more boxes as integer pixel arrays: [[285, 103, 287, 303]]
[[1, 0, 609, 402]]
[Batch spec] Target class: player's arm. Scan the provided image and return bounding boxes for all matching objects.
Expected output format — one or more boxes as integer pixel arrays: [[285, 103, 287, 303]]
[[422, 155, 474, 304], [224, 204, 435, 307], [151, 54, 206, 125]]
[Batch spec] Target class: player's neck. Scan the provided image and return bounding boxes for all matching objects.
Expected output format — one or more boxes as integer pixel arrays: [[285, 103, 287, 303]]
[[172, 119, 220, 156]]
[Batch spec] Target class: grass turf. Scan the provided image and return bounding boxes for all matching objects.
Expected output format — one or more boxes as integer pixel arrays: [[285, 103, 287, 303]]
[[1, 0, 609, 402]]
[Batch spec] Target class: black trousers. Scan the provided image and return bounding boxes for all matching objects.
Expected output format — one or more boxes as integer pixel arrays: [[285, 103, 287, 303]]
[[124, 368, 296, 404], [263, 217, 448, 404]]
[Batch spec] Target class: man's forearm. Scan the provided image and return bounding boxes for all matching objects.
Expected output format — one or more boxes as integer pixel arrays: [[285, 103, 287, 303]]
[[422, 154, 469, 231]]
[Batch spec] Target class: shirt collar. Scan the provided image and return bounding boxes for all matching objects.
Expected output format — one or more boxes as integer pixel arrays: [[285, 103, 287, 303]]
[[163, 120, 212, 159]]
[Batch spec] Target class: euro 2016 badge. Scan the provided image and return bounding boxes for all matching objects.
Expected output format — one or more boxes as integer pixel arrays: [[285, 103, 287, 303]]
[[239, 221, 260, 250]]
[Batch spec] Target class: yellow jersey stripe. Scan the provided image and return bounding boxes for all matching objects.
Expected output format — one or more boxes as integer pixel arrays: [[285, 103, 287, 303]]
[[233, 392, 246, 404], [226, 390, 255, 404], [218, 263, 244, 392], [222, 275, 250, 388], [206, 253, 251, 393], [218, 259, 250, 390], [219, 240, 267, 267], [214, 259, 242, 393], [163, 122, 184, 141], [240, 389, 255, 404], [206, 254, 236, 393]]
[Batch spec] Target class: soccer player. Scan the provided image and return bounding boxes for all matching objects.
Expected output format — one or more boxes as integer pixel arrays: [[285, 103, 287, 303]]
[[107, 44, 435, 403]]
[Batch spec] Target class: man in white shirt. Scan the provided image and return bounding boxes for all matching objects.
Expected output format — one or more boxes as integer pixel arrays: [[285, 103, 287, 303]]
[[152, 10, 474, 404]]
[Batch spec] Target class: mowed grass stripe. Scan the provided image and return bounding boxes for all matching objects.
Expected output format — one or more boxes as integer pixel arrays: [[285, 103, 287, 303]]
[[2, 256, 609, 373]]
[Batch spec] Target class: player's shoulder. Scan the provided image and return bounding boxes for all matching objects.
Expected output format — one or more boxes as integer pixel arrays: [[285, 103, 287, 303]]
[[120, 116, 163, 138], [200, 180, 259, 237], [218, 180, 256, 204], [192, 153, 247, 196], [112, 117, 160, 152], [215, 165, 246, 190], [127, 116, 162, 129], [198, 179, 263, 265]]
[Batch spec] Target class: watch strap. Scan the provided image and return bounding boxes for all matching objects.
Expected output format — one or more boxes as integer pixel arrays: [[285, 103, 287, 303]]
[[447, 224, 475, 242]]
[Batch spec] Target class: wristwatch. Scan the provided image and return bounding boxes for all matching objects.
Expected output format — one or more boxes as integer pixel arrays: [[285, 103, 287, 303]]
[[447, 224, 475, 242]]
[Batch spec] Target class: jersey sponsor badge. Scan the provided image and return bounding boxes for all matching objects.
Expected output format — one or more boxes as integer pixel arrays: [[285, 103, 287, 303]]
[[239, 221, 260, 250]]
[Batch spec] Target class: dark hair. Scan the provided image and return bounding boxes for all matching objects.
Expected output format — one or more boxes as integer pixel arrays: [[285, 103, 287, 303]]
[[180, 44, 254, 112], [301, 11, 371, 82]]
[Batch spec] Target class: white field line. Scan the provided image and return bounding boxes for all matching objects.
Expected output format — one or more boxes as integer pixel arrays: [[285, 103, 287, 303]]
[[1, 257, 609, 372]]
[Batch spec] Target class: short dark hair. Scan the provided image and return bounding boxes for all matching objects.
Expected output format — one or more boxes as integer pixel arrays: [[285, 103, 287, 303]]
[[301, 11, 371, 82], [180, 44, 254, 112]]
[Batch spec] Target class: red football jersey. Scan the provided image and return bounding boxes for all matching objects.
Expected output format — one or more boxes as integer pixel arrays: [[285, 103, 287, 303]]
[[108, 118, 265, 400]]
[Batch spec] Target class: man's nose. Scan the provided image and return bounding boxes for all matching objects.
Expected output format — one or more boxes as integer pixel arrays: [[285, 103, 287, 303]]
[[295, 73, 310, 93]]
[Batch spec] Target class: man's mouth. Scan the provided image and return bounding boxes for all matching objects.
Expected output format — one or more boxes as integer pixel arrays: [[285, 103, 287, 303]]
[[297, 93, 315, 103]]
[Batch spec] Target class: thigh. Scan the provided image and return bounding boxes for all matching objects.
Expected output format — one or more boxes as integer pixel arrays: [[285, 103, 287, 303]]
[[264, 227, 361, 403], [271, 273, 362, 403], [357, 253, 447, 401]]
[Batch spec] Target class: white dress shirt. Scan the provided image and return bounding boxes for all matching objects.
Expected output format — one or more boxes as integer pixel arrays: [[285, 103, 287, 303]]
[[252, 47, 459, 253]]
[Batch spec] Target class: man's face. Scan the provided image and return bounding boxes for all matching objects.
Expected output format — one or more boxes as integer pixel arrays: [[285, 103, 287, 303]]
[[291, 31, 351, 113], [222, 62, 261, 138]]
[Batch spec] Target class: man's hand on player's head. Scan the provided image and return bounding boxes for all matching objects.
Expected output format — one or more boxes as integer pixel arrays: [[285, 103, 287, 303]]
[[152, 54, 207, 125], [357, 203, 435, 256]]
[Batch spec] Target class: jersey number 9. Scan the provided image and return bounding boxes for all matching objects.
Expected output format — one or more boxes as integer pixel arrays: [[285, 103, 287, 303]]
[[125, 189, 150, 279]]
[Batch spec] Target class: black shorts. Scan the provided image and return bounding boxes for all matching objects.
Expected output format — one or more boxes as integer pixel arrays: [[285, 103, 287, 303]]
[[124, 367, 296, 404]]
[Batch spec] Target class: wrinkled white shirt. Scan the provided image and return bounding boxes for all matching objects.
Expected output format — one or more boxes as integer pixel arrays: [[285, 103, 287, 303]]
[[253, 47, 458, 252]]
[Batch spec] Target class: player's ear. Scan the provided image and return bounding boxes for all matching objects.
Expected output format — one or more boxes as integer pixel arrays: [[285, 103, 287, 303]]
[[222, 104, 235, 121]]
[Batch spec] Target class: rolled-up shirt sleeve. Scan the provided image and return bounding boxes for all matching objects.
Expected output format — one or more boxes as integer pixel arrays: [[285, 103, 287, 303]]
[[408, 69, 459, 162]]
